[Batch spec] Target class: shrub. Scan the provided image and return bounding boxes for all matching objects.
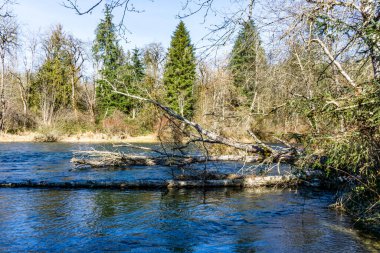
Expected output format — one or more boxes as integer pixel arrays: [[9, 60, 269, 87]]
[[34, 132, 59, 142], [101, 110, 128, 134], [54, 111, 95, 135]]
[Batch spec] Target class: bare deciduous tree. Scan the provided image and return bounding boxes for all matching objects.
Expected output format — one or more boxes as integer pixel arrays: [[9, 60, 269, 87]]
[[0, 12, 18, 131], [66, 35, 85, 119]]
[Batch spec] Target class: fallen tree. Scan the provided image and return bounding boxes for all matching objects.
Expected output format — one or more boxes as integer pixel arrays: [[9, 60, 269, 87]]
[[71, 87, 301, 170]]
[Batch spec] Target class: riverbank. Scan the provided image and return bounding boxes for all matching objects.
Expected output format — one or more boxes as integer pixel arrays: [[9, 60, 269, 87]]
[[0, 132, 159, 143]]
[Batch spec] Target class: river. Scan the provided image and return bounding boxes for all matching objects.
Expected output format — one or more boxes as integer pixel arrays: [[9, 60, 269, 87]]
[[0, 143, 378, 252]]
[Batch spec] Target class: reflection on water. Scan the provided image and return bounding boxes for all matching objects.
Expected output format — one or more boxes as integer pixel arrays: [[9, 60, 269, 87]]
[[0, 142, 253, 184], [0, 143, 379, 252], [0, 142, 176, 183], [0, 188, 378, 252]]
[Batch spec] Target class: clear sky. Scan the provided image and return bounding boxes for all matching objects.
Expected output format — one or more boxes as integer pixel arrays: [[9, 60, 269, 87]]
[[13, 0, 231, 53]]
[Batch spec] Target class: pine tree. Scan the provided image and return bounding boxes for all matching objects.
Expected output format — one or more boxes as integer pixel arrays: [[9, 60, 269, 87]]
[[92, 5, 128, 116], [229, 20, 266, 100], [163, 21, 196, 118]]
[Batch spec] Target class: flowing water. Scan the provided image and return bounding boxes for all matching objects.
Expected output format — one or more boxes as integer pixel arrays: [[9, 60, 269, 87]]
[[0, 143, 378, 252]]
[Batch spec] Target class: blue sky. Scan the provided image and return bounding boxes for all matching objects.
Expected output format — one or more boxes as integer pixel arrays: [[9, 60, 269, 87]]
[[13, 0, 230, 52]]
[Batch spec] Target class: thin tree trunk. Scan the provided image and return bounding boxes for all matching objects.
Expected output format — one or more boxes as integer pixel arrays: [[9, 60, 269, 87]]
[[370, 47, 380, 81], [132, 108, 136, 119], [71, 74, 78, 119], [0, 54, 5, 131]]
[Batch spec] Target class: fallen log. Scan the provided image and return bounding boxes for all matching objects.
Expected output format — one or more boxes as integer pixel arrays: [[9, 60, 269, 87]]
[[70, 86, 301, 169], [167, 175, 297, 188], [110, 88, 277, 155], [0, 175, 298, 190], [71, 151, 263, 167], [0, 180, 167, 190]]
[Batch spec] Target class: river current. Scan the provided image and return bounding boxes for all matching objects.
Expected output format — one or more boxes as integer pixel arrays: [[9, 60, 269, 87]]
[[0, 143, 378, 252]]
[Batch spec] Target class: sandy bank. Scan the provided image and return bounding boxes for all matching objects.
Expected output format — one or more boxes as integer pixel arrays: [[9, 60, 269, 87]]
[[0, 132, 159, 143]]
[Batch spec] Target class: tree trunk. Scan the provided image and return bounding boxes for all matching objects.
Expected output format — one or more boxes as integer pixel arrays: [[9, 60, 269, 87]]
[[0, 54, 5, 132], [370, 47, 380, 81], [71, 74, 78, 119], [112, 90, 270, 154], [360, 1, 380, 81]]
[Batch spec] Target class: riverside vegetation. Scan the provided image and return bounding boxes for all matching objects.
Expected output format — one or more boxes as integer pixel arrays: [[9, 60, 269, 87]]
[[0, 0, 379, 235]]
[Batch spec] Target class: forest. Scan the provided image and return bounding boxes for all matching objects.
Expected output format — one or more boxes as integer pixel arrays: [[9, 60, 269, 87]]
[[0, 0, 379, 235]]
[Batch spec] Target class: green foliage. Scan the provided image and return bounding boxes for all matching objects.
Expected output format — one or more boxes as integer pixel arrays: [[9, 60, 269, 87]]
[[311, 86, 380, 176], [296, 84, 380, 228], [229, 20, 266, 101], [30, 25, 73, 113], [163, 21, 196, 118], [298, 85, 380, 221], [55, 114, 95, 135], [116, 48, 146, 113], [124, 113, 154, 136], [93, 5, 131, 116], [130, 48, 145, 82]]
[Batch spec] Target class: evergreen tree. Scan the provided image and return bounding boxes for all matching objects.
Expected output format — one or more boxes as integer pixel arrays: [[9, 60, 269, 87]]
[[30, 25, 73, 125], [130, 48, 145, 83], [163, 21, 196, 118], [117, 48, 145, 116], [92, 5, 128, 116], [229, 20, 266, 100]]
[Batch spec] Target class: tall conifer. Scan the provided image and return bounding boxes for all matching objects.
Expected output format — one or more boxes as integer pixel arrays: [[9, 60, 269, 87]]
[[229, 20, 266, 100], [92, 5, 128, 116], [163, 21, 196, 118]]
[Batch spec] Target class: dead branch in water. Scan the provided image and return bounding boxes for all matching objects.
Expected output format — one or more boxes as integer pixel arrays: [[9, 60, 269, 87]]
[[71, 86, 301, 170], [110, 88, 270, 154], [111, 88, 300, 158]]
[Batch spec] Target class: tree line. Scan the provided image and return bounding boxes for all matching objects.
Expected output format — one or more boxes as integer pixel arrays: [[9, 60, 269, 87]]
[[0, 3, 198, 136], [0, 2, 317, 138], [0, 0, 378, 231]]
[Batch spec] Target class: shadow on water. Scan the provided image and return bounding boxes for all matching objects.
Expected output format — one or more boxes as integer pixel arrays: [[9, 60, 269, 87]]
[[0, 143, 379, 252]]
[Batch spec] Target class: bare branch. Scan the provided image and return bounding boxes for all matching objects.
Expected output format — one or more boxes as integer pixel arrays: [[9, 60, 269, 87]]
[[111, 89, 267, 154], [311, 38, 359, 91], [62, 0, 103, 15]]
